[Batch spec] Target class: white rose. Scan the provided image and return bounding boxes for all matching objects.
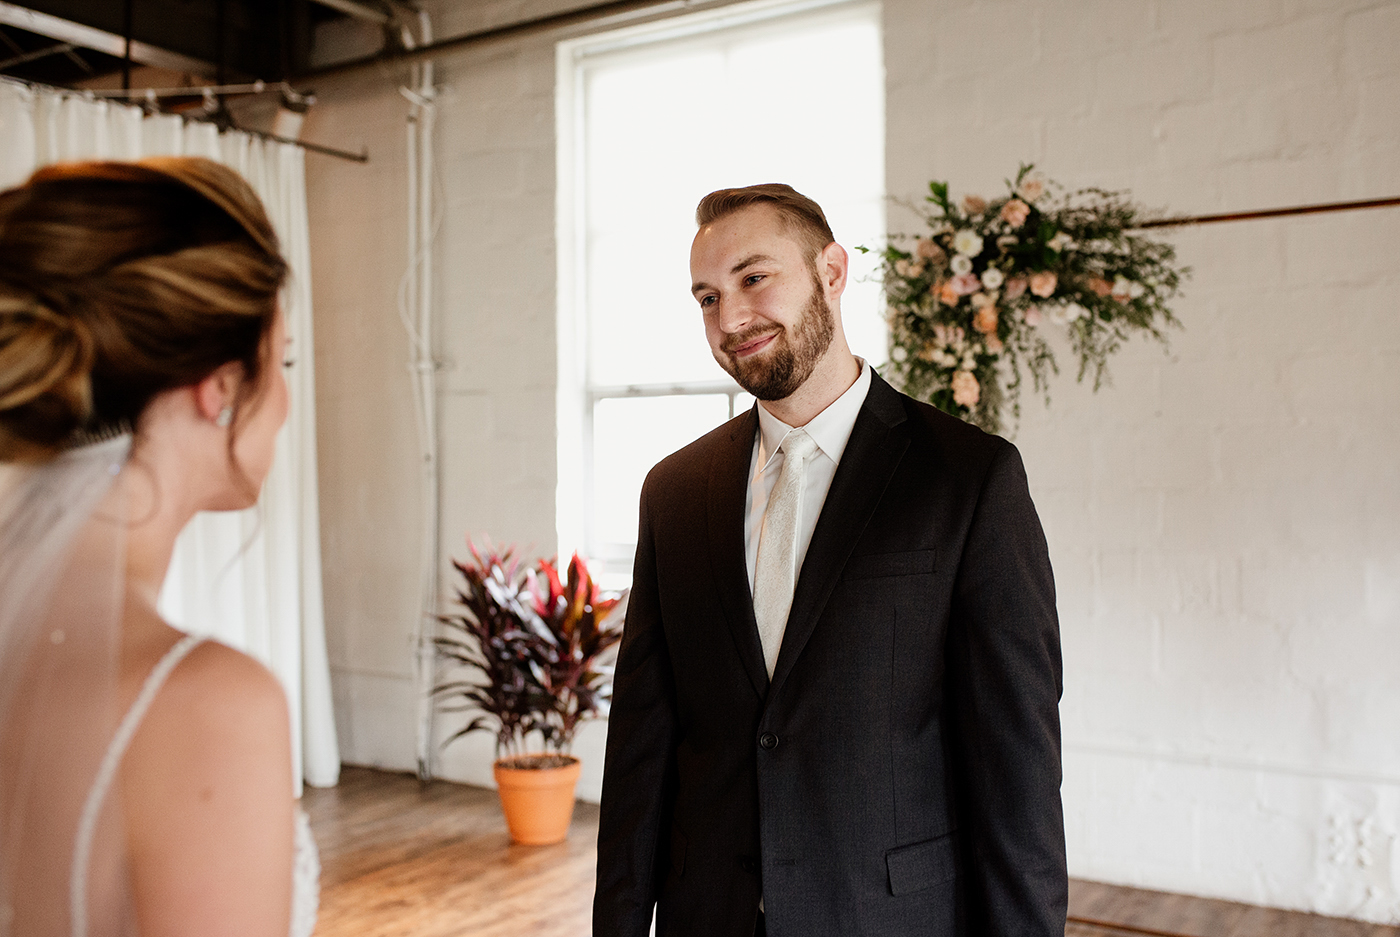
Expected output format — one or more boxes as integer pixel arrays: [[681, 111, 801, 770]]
[[891, 345, 908, 362], [1016, 174, 1046, 202], [952, 229, 984, 258], [981, 267, 1004, 290], [1047, 305, 1071, 326], [1047, 231, 1074, 252], [1065, 302, 1087, 321], [950, 254, 973, 276], [1128, 280, 1145, 298]]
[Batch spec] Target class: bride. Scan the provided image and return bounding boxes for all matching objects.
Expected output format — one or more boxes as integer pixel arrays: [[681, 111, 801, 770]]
[[0, 158, 316, 936]]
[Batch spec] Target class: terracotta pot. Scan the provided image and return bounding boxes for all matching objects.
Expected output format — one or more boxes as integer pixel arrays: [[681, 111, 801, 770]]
[[492, 754, 582, 845]]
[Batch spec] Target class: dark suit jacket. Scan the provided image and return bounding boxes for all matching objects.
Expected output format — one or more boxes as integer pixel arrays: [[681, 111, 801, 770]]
[[593, 372, 1066, 937]]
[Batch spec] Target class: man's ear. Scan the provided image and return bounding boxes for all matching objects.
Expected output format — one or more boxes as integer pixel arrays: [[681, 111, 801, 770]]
[[193, 361, 244, 424], [818, 241, 849, 298]]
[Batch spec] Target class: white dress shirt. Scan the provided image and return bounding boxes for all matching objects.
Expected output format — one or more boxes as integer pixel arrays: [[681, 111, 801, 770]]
[[745, 359, 873, 594]]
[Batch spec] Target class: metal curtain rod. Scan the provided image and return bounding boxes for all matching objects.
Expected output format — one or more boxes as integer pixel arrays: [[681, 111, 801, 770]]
[[83, 79, 290, 99], [294, 0, 692, 82], [257, 130, 367, 163], [0, 76, 367, 163], [1135, 195, 1400, 229]]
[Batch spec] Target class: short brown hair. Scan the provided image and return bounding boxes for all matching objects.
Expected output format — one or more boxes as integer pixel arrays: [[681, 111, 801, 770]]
[[0, 158, 286, 462], [695, 184, 835, 262]]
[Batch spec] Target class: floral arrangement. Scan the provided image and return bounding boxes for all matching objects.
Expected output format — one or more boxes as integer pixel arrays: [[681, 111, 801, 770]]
[[434, 543, 625, 769], [865, 165, 1188, 433]]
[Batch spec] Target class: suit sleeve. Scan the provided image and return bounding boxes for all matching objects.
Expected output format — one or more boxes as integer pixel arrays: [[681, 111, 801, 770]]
[[946, 439, 1067, 935], [593, 474, 679, 937]]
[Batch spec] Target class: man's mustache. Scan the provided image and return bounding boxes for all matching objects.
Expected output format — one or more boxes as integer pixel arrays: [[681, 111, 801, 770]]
[[722, 325, 782, 356]]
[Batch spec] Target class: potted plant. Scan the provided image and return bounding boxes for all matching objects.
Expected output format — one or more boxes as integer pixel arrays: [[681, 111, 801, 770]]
[[434, 542, 624, 845]]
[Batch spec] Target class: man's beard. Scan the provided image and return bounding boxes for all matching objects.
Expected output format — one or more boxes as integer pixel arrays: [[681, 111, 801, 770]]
[[717, 271, 835, 401]]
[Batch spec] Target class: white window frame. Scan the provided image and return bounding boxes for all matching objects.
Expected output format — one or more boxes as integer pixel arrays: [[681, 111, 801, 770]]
[[555, 0, 883, 583]]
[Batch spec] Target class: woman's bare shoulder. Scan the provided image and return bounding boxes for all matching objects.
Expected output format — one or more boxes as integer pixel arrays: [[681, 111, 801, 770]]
[[166, 638, 288, 719], [122, 611, 290, 775], [120, 616, 296, 935]]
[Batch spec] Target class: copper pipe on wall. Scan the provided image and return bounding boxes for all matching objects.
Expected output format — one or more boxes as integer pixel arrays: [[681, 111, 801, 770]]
[[1135, 195, 1400, 229]]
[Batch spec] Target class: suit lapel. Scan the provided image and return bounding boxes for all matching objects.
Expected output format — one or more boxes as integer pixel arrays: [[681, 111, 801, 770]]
[[706, 405, 769, 700], [768, 373, 910, 699]]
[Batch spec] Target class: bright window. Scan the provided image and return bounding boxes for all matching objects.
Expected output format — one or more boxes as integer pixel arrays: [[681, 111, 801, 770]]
[[557, 0, 885, 588]]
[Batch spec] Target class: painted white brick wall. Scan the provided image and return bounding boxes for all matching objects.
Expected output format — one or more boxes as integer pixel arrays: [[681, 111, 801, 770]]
[[307, 0, 1400, 920], [302, 62, 424, 773], [885, 0, 1400, 921]]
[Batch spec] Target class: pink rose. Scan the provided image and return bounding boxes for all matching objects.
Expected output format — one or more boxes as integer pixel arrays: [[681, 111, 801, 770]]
[[961, 194, 988, 215], [1029, 271, 1057, 298], [1016, 176, 1045, 202], [951, 370, 980, 408], [936, 280, 959, 305], [1088, 277, 1113, 297], [914, 238, 946, 264], [985, 334, 1004, 354], [894, 258, 925, 278], [999, 198, 1031, 227], [1003, 276, 1028, 299], [951, 272, 982, 295], [1023, 306, 1042, 326], [973, 305, 999, 335]]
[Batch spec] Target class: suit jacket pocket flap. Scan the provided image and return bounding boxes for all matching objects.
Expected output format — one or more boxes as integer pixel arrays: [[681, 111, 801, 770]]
[[844, 549, 936, 580], [885, 833, 955, 896]]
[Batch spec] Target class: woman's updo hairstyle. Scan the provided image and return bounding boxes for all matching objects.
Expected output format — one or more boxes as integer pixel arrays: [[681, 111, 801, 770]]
[[0, 157, 287, 462]]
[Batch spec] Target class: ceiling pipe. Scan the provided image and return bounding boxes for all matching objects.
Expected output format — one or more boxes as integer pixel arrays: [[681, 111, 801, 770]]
[[0, 1, 213, 74], [295, 0, 692, 82]]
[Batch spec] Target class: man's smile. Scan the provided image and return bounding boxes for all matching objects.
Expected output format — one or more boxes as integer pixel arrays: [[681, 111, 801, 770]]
[[727, 330, 780, 358]]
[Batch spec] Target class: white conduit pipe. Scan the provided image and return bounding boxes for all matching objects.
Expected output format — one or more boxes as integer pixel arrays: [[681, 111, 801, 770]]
[[397, 9, 442, 782]]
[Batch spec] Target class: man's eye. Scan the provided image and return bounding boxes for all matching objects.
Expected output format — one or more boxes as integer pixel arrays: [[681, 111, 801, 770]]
[[745, 274, 765, 286], [699, 295, 717, 308]]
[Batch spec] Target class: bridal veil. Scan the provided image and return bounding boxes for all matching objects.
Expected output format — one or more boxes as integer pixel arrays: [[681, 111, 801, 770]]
[[0, 433, 134, 937]]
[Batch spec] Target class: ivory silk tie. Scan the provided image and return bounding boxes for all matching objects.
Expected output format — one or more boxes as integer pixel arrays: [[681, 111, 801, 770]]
[[753, 428, 819, 679]]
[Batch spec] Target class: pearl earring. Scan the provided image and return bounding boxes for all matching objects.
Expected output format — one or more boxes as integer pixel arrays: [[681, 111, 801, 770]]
[[215, 406, 233, 428]]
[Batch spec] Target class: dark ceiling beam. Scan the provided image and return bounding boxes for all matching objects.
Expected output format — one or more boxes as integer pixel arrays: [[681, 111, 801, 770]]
[[0, 1, 213, 74], [294, 0, 690, 82]]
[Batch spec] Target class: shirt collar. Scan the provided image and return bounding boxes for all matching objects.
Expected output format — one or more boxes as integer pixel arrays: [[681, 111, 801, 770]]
[[756, 358, 872, 471]]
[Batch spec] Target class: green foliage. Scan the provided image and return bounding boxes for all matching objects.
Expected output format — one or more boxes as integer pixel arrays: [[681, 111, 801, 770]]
[[866, 164, 1190, 434]]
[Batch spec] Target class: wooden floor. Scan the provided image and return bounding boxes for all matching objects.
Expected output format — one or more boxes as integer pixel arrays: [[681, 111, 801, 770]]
[[304, 767, 1400, 937]]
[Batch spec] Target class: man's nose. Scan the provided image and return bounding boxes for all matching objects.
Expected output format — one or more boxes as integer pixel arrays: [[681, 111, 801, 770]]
[[715, 293, 756, 333]]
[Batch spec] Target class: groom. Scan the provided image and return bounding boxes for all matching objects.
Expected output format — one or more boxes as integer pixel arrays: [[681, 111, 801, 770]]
[[593, 184, 1066, 936]]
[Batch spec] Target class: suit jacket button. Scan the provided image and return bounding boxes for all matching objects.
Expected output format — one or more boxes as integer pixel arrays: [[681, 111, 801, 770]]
[[759, 732, 779, 750]]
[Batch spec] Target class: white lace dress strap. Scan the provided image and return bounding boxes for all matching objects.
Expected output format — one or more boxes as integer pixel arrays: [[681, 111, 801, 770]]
[[71, 632, 203, 937], [290, 807, 320, 937]]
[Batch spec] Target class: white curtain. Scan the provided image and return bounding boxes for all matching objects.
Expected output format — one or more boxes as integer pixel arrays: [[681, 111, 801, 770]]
[[0, 79, 339, 792]]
